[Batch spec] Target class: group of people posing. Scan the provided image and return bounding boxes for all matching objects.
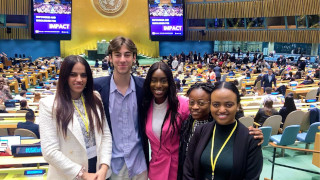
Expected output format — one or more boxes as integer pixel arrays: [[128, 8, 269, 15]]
[[39, 36, 264, 180]]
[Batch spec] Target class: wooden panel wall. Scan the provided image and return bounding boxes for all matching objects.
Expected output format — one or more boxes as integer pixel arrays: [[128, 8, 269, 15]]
[[0, 28, 31, 39], [0, 0, 30, 15], [0, 0, 31, 39], [186, 30, 320, 43], [186, 0, 320, 19]]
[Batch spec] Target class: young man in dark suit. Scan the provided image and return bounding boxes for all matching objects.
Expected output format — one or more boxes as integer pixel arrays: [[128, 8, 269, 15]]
[[261, 69, 276, 91], [94, 36, 148, 179], [17, 110, 40, 138]]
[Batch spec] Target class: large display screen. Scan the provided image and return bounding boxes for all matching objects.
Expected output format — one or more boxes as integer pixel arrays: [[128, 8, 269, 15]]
[[32, 0, 72, 40], [148, 0, 184, 41]]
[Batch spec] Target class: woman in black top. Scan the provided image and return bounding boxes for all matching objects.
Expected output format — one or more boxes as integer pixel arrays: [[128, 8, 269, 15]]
[[279, 96, 296, 126], [254, 100, 279, 126], [183, 82, 262, 180]]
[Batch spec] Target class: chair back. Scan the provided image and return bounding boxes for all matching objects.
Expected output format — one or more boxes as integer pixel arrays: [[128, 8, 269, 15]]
[[263, 115, 282, 135], [303, 122, 320, 143], [279, 125, 300, 145], [300, 111, 310, 132], [305, 89, 318, 100], [239, 116, 254, 128], [0, 128, 8, 136], [14, 128, 37, 139], [255, 80, 261, 91], [259, 126, 272, 146], [283, 110, 305, 130]]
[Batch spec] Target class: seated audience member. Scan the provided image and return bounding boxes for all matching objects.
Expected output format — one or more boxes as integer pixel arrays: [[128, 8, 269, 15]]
[[261, 87, 278, 104], [42, 86, 54, 95], [17, 110, 40, 138], [0, 77, 13, 102], [20, 100, 33, 112], [279, 96, 296, 126], [0, 105, 8, 113], [289, 77, 299, 86], [102, 60, 108, 70], [295, 69, 302, 79], [182, 79, 187, 86], [95, 59, 99, 67], [228, 70, 235, 76], [300, 75, 314, 85], [252, 87, 259, 96], [314, 69, 320, 78], [15, 90, 27, 100], [240, 87, 247, 97], [196, 64, 204, 74], [254, 100, 279, 126], [50, 81, 57, 89], [33, 93, 41, 103]]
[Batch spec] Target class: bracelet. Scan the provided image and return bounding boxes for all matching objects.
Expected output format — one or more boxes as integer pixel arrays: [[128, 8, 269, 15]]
[[76, 167, 85, 180]]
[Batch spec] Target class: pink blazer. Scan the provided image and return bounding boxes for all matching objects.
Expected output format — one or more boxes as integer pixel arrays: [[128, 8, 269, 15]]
[[146, 96, 189, 180]]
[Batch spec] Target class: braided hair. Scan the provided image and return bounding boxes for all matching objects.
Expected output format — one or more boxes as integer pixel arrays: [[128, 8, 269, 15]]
[[181, 82, 215, 143]]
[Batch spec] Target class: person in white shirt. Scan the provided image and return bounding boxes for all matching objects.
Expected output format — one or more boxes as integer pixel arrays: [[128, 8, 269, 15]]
[[14, 90, 27, 101], [172, 57, 179, 70], [261, 87, 279, 105]]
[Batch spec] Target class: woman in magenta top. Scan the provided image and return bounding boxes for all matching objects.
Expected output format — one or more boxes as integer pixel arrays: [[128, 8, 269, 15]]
[[142, 62, 189, 180]]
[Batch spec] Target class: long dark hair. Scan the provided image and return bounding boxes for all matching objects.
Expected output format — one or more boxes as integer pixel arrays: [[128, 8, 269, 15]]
[[54, 55, 105, 137], [284, 96, 296, 114], [181, 82, 215, 142], [142, 61, 179, 138]]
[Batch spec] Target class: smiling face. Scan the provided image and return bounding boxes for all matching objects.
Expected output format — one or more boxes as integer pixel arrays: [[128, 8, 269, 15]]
[[109, 45, 136, 76], [188, 88, 210, 121], [150, 69, 169, 104], [68, 62, 87, 99], [210, 88, 239, 125]]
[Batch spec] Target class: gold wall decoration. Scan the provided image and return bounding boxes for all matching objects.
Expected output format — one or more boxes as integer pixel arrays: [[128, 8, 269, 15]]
[[60, 0, 159, 57], [92, 0, 128, 17]]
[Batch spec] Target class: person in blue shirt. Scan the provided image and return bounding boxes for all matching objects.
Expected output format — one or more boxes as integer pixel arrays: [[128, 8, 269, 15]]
[[94, 36, 148, 179]]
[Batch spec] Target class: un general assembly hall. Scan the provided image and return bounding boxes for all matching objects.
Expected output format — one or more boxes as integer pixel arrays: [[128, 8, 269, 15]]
[[0, 0, 319, 179]]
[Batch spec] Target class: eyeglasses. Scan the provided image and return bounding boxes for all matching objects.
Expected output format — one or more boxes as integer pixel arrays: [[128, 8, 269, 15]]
[[189, 100, 210, 107]]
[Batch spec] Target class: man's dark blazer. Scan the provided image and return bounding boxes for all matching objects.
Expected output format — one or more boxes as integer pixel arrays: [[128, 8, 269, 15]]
[[17, 121, 40, 139], [261, 74, 276, 88], [93, 75, 149, 167], [183, 120, 262, 180]]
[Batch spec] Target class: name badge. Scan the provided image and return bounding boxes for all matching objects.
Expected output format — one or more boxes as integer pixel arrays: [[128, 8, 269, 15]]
[[87, 146, 97, 159]]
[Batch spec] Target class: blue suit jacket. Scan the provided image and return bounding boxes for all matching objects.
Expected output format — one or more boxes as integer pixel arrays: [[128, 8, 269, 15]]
[[17, 121, 40, 138], [261, 74, 276, 88], [93, 75, 149, 167]]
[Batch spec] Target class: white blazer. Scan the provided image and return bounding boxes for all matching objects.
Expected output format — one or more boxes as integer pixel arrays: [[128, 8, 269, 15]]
[[39, 93, 112, 180]]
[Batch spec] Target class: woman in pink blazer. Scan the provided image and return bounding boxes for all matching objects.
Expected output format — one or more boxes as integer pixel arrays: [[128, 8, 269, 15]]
[[142, 62, 189, 180]]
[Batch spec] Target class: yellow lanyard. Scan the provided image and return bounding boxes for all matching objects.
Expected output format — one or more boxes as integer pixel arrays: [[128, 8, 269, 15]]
[[210, 121, 237, 180], [72, 96, 89, 136]]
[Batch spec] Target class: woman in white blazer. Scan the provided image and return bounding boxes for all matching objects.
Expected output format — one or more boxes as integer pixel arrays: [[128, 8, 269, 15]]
[[39, 55, 112, 180]]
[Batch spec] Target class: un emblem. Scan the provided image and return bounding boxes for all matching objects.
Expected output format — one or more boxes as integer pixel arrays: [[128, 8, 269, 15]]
[[92, 0, 128, 17]]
